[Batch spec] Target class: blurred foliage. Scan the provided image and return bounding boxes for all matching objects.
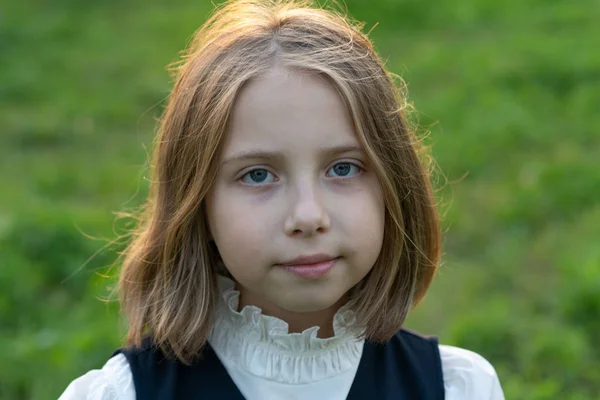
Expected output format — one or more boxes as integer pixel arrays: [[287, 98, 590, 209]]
[[1, 0, 599, 399]]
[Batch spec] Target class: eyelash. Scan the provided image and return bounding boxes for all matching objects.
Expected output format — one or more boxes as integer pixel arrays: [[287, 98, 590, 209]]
[[238, 161, 363, 186]]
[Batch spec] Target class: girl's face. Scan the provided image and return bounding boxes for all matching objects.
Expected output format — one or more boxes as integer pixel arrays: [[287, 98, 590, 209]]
[[206, 68, 385, 324]]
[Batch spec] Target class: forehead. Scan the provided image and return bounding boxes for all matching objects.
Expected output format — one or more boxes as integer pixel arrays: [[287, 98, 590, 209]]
[[223, 68, 360, 155]]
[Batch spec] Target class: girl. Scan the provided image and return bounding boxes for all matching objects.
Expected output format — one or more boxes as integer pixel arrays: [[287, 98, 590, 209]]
[[60, 0, 504, 399]]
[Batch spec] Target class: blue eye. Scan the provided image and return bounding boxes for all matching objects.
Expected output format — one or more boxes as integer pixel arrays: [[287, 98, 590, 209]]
[[326, 162, 361, 178], [240, 168, 275, 184]]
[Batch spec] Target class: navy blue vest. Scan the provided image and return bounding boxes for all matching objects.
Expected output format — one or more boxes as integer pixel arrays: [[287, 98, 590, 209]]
[[112, 329, 445, 399]]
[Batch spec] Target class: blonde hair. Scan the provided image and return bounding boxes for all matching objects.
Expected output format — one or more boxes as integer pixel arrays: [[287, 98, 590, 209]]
[[118, 0, 441, 364]]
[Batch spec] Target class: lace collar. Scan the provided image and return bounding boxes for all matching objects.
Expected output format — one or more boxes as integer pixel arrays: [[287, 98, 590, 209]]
[[208, 275, 365, 384]]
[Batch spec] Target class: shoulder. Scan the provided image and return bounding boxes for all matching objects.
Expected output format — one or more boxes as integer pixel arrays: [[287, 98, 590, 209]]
[[438, 345, 505, 400], [58, 354, 135, 400]]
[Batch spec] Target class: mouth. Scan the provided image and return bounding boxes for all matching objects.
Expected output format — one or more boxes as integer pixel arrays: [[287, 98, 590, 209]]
[[279, 253, 338, 267], [276, 254, 340, 279]]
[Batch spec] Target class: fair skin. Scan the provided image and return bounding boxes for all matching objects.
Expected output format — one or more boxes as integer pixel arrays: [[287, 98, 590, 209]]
[[205, 68, 385, 338]]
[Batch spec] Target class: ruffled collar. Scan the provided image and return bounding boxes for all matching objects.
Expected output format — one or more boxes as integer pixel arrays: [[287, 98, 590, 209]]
[[208, 275, 365, 384]]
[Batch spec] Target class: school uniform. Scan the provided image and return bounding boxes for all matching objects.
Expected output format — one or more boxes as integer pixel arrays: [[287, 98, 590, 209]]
[[59, 276, 504, 399]]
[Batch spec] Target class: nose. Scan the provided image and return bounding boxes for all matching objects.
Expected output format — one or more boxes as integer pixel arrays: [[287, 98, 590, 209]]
[[284, 184, 331, 237]]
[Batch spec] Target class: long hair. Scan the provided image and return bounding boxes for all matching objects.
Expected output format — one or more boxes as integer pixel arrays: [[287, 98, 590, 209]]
[[118, 0, 441, 364]]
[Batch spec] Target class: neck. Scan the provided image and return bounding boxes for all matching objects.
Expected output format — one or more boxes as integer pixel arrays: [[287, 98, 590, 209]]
[[236, 286, 347, 338]]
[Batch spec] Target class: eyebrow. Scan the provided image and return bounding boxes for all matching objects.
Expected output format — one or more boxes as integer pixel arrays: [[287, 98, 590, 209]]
[[220, 144, 364, 166]]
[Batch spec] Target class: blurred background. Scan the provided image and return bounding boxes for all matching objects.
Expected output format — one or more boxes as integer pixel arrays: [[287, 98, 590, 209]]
[[1, 0, 599, 398]]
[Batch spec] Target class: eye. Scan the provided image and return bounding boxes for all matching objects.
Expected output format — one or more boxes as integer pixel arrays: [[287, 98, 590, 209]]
[[240, 168, 276, 185], [326, 162, 362, 178]]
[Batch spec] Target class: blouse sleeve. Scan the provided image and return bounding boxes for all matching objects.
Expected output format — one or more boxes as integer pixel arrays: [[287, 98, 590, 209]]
[[439, 345, 505, 400], [58, 354, 135, 400]]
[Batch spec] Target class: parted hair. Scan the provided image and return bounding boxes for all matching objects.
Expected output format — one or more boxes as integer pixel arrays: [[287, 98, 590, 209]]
[[118, 0, 441, 364]]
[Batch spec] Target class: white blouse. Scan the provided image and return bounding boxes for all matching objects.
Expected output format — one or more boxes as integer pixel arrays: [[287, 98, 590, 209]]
[[59, 277, 505, 400]]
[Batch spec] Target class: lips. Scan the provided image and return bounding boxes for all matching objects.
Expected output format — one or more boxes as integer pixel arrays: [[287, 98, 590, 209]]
[[279, 253, 337, 267], [276, 254, 339, 279]]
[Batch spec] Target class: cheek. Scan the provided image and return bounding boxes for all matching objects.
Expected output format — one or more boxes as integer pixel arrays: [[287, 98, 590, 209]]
[[342, 181, 385, 228], [340, 181, 385, 255], [207, 190, 273, 262]]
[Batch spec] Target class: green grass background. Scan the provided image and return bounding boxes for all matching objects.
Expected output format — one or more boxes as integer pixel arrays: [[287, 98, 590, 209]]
[[1, 0, 599, 398]]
